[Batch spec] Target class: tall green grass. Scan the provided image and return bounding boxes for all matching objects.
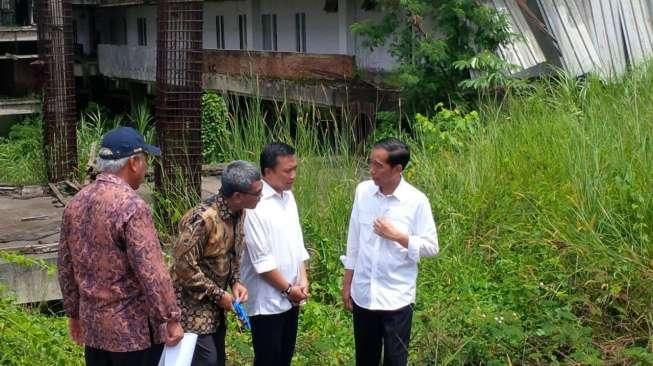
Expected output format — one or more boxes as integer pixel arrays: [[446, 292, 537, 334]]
[[0, 116, 46, 185], [0, 295, 83, 365], [399, 69, 651, 363], [1, 64, 652, 364]]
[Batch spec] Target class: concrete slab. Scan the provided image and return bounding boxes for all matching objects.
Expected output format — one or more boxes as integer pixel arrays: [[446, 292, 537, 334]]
[[0, 175, 222, 304]]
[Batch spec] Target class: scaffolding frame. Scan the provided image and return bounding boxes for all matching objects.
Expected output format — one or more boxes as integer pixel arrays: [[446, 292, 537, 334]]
[[36, 0, 77, 182], [155, 0, 203, 197]]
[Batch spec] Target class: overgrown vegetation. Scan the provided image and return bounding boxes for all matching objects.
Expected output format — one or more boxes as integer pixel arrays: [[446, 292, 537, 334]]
[[0, 116, 46, 185], [351, 0, 516, 112], [2, 63, 653, 364], [201, 91, 230, 163]]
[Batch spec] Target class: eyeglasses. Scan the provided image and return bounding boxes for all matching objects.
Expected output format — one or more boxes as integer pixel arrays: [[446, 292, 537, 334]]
[[239, 188, 263, 197], [367, 158, 386, 169]]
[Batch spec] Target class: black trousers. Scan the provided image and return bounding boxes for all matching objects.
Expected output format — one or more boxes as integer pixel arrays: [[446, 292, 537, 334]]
[[250, 306, 300, 366], [84, 344, 164, 366], [191, 321, 227, 366], [352, 302, 413, 366]]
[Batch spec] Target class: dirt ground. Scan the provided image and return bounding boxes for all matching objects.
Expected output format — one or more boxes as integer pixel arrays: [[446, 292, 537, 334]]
[[0, 176, 221, 303]]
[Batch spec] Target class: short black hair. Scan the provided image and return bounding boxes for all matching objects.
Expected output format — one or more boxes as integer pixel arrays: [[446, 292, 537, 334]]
[[373, 137, 410, 170], [260, 142, 296, 175]]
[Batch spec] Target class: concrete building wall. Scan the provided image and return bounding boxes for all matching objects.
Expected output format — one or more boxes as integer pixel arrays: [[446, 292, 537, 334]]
[[95, 7, 127, 45], [125, 5, 157, 47], [92, 0, 398, 75], [73, 7, 93, 55], [257, 0, 340, 54], [350, 0, 396, 72], [203, 1, 252, 50]]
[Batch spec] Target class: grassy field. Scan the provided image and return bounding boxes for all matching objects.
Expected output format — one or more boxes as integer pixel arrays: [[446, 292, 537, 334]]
[[1, 65, 652, 364]]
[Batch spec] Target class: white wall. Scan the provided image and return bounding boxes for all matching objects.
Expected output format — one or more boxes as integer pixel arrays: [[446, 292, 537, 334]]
[[88, 0, 397, 73], [257, 0, 340, 53], [125, 5, 157, 47], [203, 1, 252, 50], [350, 0, 396, 72]]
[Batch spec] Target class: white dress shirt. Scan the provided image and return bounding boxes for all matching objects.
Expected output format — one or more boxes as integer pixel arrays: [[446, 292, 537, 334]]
[[342, 178, 438, 311], [241, 180, 310, 316]]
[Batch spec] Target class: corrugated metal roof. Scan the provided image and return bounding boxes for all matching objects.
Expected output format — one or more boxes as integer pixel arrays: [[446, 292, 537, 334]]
[[581, 0, 626, 78], [619, 0, 653, 65], [489, 0, 546, 72], [536, 0, 605, 77]]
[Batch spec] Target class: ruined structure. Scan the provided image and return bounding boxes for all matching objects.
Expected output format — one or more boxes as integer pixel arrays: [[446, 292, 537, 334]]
[[36, 0, 77, 182], [154, 0, 203, 196]]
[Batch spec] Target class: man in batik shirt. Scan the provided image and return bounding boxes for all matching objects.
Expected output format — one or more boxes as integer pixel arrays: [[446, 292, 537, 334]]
[[58, 127, 183, 366], [171, 160, 262, 366]]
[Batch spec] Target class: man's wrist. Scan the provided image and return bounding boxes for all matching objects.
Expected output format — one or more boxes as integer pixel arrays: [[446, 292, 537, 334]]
[[212, 288, 226, 303], [280, 283, 292, 297]]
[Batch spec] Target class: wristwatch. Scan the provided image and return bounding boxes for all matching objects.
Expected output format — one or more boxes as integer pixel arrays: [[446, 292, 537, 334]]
[[281, 283, 292, 297]]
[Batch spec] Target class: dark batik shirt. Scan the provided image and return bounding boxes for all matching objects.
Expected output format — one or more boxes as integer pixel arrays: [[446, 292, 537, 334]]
[[171, 192, 245, 334], [57, 173, 181, 352]]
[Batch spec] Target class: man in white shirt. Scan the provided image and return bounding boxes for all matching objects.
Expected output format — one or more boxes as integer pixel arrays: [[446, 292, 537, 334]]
[[241, 143, 309, 366], [341, 137, 439, 366]]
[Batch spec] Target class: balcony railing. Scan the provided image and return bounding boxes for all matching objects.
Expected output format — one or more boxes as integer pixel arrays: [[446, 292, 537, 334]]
[[98, 45, 355, 82], [203, 49, 355, 80], [0, 26, 37, 42], [98, 44, 156, 81]]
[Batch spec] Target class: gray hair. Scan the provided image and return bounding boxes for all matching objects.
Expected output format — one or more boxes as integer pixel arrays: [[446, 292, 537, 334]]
[[221, 160, 261, 198], [96, 156, 131, 173]]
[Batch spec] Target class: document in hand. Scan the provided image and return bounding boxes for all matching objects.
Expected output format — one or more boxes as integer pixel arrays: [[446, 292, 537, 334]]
[[157, 332, 198, 366]]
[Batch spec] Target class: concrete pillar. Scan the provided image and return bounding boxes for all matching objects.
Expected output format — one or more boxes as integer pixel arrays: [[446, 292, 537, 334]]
[[338, 0, 349, 54], [249, 0, 260, 50]]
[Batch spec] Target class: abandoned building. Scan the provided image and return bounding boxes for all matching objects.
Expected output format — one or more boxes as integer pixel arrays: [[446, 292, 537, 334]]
[[0, 0, 39, 120], [2, 0, 653, 121]]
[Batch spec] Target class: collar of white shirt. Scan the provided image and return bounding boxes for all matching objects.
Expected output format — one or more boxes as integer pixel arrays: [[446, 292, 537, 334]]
[[372, 176, 409, 201], [261, 179, 288, 202]]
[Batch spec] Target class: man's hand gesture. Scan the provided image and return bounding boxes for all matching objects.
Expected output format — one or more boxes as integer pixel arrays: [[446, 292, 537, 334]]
[[231, 282, 248, 303]]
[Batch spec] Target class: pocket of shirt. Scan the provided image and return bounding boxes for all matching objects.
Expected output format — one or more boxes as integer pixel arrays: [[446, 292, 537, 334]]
[[359, 212, 376, 244]]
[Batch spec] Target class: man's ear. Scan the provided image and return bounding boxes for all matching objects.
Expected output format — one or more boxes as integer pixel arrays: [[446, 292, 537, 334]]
[[128, 155, 139, 172]]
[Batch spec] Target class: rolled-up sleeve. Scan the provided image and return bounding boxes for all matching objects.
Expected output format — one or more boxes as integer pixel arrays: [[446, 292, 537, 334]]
[[244, 210, 277, 273], [124, 204, 181, 327], [406, 197, 439, 263], [57, 210, 79, 319], [342, 188, 361, 270], [171, 216, 226, 303]]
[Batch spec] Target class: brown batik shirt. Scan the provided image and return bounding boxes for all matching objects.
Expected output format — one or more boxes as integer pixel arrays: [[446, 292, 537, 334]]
[[171, 191, 245, 334], [57, 173, 181, 352]]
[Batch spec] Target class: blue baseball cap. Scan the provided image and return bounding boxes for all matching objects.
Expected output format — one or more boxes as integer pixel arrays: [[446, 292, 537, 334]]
[[98, 127, 161, 160]]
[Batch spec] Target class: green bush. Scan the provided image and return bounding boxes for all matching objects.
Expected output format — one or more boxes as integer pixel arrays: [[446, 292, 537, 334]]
[[0, 295, 83, 365], [414, 102, 480, 152], [201, 92, 230, 163], [0, 117, 46, 185]]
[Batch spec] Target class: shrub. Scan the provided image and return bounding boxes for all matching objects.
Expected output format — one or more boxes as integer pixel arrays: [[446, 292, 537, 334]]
[[201, 92, 230, 163]]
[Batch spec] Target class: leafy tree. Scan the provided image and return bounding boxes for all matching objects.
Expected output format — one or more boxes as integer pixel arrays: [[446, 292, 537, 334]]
[[352, 0, 515, 112]]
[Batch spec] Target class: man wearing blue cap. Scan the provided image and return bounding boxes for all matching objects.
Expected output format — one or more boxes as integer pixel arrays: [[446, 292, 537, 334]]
[[58, 127, 184, 366]]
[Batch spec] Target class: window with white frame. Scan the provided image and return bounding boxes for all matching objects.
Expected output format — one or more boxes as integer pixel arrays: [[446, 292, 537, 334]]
[[295, 12, 306, 52], [261, 14, 277, 51], [216, 15, 225, 49], [238, 14, 247, 50], [137, 17, 147, 46]]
